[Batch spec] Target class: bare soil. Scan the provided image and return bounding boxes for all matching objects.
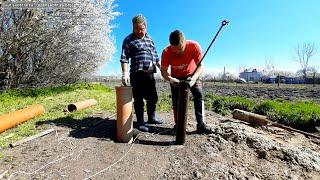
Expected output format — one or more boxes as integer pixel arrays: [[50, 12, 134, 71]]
[[1, 109, 320, 180], [202, 83, 320, 103]]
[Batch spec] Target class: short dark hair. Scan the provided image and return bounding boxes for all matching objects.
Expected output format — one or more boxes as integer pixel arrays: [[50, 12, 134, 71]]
[[169, 30, 185, 46], [132, 14, 146, 25]]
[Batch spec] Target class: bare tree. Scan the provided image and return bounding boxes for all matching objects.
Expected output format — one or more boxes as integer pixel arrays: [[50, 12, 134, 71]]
[[275, 70, 294, 77], [293, 42, 318, 80], [202, 73, 215, 82], [262, 56, 275, 76], [237, 64, 246, 74], [0, 0, 120, 89]]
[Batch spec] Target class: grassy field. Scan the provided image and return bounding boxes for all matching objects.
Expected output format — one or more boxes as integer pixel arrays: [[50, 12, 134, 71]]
[[0, 83, 116, 148]]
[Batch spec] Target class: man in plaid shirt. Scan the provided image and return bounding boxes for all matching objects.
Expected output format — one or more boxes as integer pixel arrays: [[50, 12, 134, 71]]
[[120, 14, 162, 132]]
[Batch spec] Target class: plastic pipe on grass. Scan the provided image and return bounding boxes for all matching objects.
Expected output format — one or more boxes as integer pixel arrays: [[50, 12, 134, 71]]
[[0, 105, 45, 133], [67, 99, 98, 112]]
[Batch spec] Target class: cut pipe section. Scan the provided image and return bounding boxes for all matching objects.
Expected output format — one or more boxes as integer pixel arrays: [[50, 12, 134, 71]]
[[0, 105, 45, 133], [116, 86, 133, 143], [67, 99, 98, 112]]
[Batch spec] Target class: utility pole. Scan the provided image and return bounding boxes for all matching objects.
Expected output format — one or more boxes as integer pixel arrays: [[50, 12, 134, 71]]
[[223, 66, 226, 83], [313, 72, 316, 87]]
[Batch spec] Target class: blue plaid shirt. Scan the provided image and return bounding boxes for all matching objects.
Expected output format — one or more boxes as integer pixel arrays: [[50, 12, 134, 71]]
[[120, 33, 160, 73]]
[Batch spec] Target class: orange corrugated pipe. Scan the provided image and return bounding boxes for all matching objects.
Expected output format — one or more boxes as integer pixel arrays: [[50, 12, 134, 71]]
[[67, 99, 98, 112], [116, 86, 133, 143], [0, 105, 45, 133]]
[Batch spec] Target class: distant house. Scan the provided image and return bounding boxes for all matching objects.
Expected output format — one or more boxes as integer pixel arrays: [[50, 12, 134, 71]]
[[239, 68, 263, 82]]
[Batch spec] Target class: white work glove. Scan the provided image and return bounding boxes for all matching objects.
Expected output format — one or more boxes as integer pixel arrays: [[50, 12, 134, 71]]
[[169, 77, 180, 87], [122, 72, 130, 86], [187, 76, 197, 88]]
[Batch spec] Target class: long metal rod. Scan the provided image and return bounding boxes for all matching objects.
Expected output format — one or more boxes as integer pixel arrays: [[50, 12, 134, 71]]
[[191, 20, 229, 77], [175, 20, 229, 144]]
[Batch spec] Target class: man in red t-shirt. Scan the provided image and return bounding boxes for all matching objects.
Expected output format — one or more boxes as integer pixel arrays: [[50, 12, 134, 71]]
[[161, 30, 213, 134]]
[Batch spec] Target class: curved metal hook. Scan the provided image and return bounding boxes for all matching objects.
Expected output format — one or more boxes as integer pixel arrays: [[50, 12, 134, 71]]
[[222, 20, 230, 26]]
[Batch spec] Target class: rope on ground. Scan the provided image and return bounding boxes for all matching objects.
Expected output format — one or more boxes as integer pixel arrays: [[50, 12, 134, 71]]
[[83, 125, 174, 180], [8, 151, 76, 180], [8, 130, 77, 180], [83, 134, 140, 180]]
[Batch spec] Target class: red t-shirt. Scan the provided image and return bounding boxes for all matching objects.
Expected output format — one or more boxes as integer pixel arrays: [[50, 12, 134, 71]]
[[161, 40, 202, 77]]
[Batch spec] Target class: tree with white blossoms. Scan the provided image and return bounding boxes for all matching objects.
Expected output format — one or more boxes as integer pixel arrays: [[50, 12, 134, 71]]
[[0, 0, 120, 89]]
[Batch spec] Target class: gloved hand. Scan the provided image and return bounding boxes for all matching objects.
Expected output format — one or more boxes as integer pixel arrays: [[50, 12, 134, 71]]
[[169, 77, 180, 87], [187, 76, 197, 88], [122, 72, 130, 86]]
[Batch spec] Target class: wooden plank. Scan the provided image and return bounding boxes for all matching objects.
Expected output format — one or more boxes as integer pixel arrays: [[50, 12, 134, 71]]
[[9, 129, 55, 148]]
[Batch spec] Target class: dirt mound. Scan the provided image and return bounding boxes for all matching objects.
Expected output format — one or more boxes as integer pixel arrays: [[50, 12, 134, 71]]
[[1, 111, 319, 179]]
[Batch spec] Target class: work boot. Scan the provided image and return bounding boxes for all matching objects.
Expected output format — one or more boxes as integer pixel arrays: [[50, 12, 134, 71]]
[[137, 123, 149, 132], [136, 111, 148, 132], [197, 123, 214, 134], [148, 118, 162, 124], [147, 111, 162, 124]]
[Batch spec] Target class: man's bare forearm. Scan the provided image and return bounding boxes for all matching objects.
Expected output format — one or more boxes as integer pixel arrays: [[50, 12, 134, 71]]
[[161, 68, 171, 81], [121, 63, 128, 74], [192, 63, 204, 79]]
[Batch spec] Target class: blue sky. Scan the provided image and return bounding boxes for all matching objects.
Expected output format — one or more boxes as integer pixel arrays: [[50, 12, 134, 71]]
[[98, 0, 320, 76]]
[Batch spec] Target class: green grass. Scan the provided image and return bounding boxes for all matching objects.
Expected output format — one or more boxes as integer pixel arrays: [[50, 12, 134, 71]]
[[157, 92, 172, 112], [256, 100, 320, 131], [0, 83, 116, 148], [204, 93, 320, 132], [205, 93, 255, 116]]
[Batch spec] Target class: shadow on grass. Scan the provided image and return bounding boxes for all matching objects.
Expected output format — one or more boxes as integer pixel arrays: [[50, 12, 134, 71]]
[[36, 115, 116, 140]]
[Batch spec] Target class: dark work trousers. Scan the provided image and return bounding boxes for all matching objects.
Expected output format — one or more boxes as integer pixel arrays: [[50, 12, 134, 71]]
[[130, 71, 158, 124], [171, 77, 204, 125]]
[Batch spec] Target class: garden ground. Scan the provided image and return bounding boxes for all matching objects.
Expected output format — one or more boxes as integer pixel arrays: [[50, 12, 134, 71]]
[[1, 110, 320, 179]]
